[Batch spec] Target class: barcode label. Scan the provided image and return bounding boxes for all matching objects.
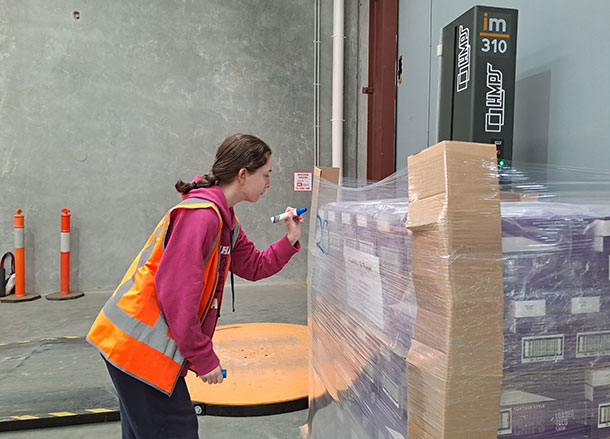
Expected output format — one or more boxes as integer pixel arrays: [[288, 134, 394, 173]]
[[498, 409, 512, 435], [577, 331, 610, 357], [599, 403, 610, 428], [522, 335, 564, 363]]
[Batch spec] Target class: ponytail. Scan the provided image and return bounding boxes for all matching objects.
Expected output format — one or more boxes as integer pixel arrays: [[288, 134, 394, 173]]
[[174, 172, 219, 195]]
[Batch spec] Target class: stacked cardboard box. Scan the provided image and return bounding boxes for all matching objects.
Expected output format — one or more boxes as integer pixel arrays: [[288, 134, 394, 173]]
[[406, 141, 504, 439], [499, 368, 587, 437]]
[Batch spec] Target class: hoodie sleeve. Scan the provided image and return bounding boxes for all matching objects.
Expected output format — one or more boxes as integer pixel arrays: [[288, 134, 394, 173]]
[[155, 207, 221, 376], [231, 225, 300, 281]]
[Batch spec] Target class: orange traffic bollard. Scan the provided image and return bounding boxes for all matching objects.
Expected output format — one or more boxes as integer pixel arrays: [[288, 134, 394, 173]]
[[0, 210, 41, 303], [47, 209, 84, 301]]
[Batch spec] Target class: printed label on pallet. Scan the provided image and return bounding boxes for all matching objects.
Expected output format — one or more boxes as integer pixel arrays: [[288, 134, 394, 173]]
[[521, 334, 564, 363], [498, 408, 512, 435], [577, 330, 610, 358], [599, 403, 610, 428]]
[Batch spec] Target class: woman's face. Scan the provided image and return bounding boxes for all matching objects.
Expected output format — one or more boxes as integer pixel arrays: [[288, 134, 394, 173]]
[[243, 155, 272, 203]]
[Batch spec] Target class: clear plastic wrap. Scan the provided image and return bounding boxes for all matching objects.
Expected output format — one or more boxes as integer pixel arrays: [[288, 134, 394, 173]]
[[303, 141, 610, 439], [304, 170, 413, 439]]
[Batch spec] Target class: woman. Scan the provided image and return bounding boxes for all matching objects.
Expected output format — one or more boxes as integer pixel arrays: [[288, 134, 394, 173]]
[[87, 133, 302, 439]]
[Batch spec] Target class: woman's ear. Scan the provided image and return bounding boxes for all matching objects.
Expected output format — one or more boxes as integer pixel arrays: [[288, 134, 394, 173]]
[[237, 168, 248, 184]]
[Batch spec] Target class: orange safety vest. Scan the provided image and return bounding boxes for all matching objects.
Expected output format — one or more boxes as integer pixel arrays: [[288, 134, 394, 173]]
[[87, 198, 240, 395]]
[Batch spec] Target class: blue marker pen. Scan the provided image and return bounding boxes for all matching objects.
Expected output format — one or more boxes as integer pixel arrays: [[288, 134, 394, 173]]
[[221, 369, 227, 378], [270, 208, 307, 224]]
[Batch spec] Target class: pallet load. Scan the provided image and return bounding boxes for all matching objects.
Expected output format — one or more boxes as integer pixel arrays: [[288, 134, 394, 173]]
[[302, 141, 610, 439]]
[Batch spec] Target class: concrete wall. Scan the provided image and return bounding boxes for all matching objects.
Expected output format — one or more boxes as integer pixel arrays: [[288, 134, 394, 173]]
[[396, 0, 610, 171], [0, 1, 314, 292]]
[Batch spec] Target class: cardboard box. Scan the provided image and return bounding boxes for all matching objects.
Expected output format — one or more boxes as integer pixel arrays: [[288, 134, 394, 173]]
[[407, 341, 505, 439], [406, 141, 504, 439], [498, 389, 585, 438]]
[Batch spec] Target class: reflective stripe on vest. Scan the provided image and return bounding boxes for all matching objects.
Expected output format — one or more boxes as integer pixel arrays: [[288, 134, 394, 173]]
[[87, 198, 239, 395]]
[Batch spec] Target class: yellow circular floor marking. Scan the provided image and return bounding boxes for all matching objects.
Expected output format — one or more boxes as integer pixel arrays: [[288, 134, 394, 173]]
[[186, 323, 308, 406]]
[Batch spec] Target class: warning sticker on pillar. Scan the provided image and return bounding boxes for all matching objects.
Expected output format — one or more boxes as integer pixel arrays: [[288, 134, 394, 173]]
[[294, 172, 312, 192]]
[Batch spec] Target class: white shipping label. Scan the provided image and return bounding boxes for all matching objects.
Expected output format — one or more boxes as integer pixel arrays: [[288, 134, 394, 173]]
[[327, 211, 335, 222], [571, 296, 601, 314], [592, 220, 610, 236], [377, 219, 391, 233], [343, 246, 384, 329], [514, 300, 546, 318], [586, 367, 610, 386], [357, 214, 367, 228], [342, 213, 351, 225]]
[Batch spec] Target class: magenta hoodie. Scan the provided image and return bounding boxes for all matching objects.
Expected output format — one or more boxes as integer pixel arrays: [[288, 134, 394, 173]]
[[154, 183, 300, 378]]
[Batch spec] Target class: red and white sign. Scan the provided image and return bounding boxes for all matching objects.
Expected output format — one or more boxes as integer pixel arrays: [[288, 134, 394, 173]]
[[293, 172, 312, 192]]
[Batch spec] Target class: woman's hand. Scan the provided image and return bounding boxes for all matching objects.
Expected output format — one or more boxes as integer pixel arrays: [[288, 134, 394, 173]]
[[200, 365, 224, 384], [284, 206, 303, 246]]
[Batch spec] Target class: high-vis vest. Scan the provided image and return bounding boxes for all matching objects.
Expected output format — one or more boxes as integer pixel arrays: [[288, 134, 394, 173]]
[[87, 198, 240, 395]]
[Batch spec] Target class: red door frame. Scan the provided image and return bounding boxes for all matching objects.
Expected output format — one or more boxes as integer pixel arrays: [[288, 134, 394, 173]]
[[366, 0, 398, 181]]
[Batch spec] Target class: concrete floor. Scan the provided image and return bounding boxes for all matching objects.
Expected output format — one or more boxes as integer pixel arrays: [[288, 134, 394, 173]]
[[0, 283, 308, 438]]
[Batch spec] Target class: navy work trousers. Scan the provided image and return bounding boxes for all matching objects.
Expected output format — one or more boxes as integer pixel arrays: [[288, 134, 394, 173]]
[[104, 358, 199, 439]]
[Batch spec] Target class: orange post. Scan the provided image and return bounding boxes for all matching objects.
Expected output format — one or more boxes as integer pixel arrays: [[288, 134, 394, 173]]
[[14, 209, 25, 297], [60, 209, 71, 294], [47, 209, 84, 301], [0, 210, 41, 302]]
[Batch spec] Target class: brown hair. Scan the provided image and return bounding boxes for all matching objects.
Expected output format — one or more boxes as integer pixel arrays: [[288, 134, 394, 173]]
[[176, 133, 272, 194]]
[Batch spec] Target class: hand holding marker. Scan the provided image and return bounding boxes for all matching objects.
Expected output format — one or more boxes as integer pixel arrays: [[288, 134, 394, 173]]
[[270, 208, 307, 224]]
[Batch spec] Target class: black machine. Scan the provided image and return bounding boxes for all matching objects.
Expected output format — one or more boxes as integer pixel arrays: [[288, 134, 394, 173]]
[[438, 5, 518, 166]]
